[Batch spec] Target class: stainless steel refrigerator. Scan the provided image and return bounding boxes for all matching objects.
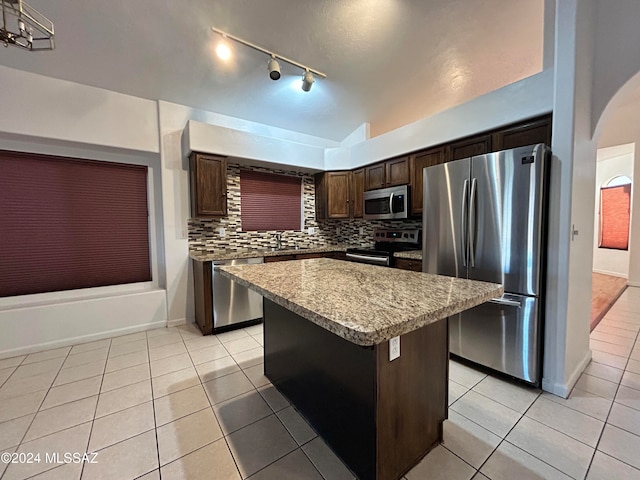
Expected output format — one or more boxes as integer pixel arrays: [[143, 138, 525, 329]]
[[422, 143, 549, 386]]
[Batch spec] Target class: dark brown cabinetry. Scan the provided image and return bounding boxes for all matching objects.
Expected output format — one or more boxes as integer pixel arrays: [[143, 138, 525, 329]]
[[449, 134, 492, 161], [395, 258, 423, 272], [189, 152, 227, 217], [192, 260, 213, 334], [351, 169, 364, 218], [315, 114, 551, 220], [491, 115, 552, 151], [409, 147, 446, 216], [364, 157, 409, 191], [315, 171, 351, 219], [364, 163, 386, 190]]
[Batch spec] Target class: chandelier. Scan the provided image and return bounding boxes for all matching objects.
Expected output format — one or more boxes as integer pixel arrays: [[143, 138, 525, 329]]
[[1, 0, 54, 51]]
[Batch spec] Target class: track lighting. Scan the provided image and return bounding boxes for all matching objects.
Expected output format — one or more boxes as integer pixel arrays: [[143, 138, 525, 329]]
[[211, 27, 326, 91], [0, 0, 54, 51], [301, 70, 314, 92], [215, 35, 231, 61], [267, 56, 281, 80]]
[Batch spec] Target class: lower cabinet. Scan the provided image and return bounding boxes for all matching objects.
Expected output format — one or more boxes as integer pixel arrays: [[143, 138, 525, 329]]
[[192, 260, 213, 334], [395, 258, 423, 272]]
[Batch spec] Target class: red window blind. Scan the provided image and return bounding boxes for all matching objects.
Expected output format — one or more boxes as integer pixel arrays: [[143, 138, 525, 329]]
[[600, 184, 631, 250], [240, 170, 302, 231], [0, 150, 151, 297]]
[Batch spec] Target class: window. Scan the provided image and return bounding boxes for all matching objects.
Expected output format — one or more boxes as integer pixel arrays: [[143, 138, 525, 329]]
[[599, 175, 632, 250], [0, 150, 151, 297], [240, 170, 302, 231]]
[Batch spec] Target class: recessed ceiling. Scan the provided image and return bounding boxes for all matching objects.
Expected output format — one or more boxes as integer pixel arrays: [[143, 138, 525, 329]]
[[0, 0, 543, 141]]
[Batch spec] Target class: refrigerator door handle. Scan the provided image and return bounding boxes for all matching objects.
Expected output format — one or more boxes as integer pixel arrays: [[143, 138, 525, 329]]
[[461, 179, 469, 267], [389, 192, 395, 214], [469, 177, 477, 268], [489, 297, 522, 308]]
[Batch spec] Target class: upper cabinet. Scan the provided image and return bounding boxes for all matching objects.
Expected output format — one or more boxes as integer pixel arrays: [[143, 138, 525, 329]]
[[189, 152, 227, 217], [364, 156, 410, 191], [351, 169, 364, 218], [315, 171, 351, 219], [491, 115, 552, 151], [449, 134, 492, 161], [409, 147, 446, 216]]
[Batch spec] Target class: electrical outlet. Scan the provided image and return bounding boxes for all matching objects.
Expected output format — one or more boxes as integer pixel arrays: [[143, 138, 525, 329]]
[[359, 227, 364, 235], [308, 227, 315, 235], [219, 227, 225, 237], [389, 336, 400, 361]]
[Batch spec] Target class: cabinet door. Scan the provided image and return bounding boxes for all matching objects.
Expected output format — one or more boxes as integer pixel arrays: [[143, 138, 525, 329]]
[[365, 163, 386, 190], [410, 148, 446, 216], [190, 153, 227, 217], [385, 157, 410, 187], [351, 169, 364, 218], [327, 171, 351, 218], [449, 134, 492, 161], [492, 115, 552, 151]]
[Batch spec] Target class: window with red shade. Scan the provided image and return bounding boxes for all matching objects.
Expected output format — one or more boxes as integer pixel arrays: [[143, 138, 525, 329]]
[[0, 150, 151, 297], [240, 170, 302, 231], [599, 176, 632, 250]]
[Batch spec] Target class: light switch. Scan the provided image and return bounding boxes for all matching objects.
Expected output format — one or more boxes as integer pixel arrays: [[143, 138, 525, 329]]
[[308, 227, 315, 235], [389, 336, 400, 361], [359, 227, 364, 235], [219, 227, 225, 237]]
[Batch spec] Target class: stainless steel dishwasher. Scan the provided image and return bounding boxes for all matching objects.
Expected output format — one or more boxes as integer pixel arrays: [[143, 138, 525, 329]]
[[212, 257, 264, 331]]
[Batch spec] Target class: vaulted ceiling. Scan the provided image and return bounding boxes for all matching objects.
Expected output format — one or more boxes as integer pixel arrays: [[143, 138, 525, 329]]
[[0, 0, 543, 141]]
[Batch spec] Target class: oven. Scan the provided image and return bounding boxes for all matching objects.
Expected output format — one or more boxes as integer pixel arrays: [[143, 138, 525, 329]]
[[345, 228, 421, 267], [363, 185, 410, 220]]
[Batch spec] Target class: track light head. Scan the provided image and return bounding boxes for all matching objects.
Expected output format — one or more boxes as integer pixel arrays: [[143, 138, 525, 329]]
[[301, 70, 314, 92], [267, 56, 281, 80]]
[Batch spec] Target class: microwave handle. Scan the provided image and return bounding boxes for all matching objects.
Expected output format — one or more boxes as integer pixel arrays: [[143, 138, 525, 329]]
[[389, 192, 395, 213]]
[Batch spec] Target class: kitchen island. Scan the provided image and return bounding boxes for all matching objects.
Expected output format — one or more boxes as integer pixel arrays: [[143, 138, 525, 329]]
[[219, 258, 502, 480]]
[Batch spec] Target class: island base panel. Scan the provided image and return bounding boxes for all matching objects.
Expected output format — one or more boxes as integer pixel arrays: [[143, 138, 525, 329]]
[[263, 299, 448, 480], [264, 300, 376, 479]]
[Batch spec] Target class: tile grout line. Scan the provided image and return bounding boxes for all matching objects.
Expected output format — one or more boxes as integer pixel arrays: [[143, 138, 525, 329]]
[[13, 346, 78, 480], [148, 328, 163, 480], [78, 336, 112, 480], [583, 310, 640, 478]]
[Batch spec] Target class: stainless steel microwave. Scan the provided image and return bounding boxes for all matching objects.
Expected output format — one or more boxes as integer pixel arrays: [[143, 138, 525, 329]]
[[363, 185, 410, 220]]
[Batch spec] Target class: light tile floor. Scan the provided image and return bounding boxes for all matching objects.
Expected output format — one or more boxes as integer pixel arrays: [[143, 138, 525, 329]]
[[1, 287, 640, 479]]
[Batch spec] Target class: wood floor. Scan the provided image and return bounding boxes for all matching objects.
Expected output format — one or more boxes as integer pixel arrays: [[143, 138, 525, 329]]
[[591, 272, 628, 331]]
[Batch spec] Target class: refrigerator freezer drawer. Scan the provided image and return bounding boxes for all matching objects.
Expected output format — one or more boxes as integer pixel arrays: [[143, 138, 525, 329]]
[[450, 294, 541, 385]]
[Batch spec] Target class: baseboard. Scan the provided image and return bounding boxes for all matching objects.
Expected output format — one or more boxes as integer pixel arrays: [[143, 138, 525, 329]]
[[167, 317, 192, 328], [593, 269, 628, 279], [0, 321, 167, 359], [628, 281, 640, 288], [542, 349, 592, 398]]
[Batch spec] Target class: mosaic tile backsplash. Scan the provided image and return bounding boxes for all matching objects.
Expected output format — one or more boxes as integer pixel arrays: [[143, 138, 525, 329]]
[[188, 163, 422, 252]]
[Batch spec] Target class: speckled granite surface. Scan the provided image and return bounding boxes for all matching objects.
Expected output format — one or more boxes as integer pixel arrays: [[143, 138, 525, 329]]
[[394, 250, 423, 260], [189, 245, 349, 262], [219, 258, 502, 346]]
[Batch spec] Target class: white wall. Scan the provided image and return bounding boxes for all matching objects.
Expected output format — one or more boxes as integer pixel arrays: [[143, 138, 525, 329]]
[[592, 145, 634, 277], [591, 0, 640, 136], [542, 0, 595, 397], [328, 70, 554, 170], [0, 66, 159, 154], [0, 67, 167, 358]]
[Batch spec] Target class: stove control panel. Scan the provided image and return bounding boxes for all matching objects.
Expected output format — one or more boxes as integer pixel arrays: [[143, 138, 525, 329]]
[[373, 229, 421, 245]]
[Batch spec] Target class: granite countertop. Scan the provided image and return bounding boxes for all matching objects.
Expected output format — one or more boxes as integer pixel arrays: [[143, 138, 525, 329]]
[[190, 244, 349, 262], [394, 250, 423, 260], [219, 258, 502, 346]]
